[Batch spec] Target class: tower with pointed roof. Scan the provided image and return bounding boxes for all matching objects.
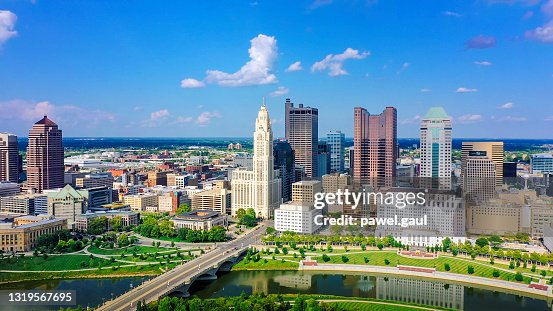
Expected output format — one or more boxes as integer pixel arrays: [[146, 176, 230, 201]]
[[26, 116, 64, 193], [231, 102, 281, 219], [420, 107, 452, 189]]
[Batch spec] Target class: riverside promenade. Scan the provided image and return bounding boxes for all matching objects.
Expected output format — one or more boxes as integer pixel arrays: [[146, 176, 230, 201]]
[[299, 262, 553, 299]]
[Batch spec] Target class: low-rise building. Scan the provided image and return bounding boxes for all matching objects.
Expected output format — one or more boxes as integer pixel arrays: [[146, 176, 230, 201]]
[[274, 202, 322, 234], [191, 188, 231, 215], [47, 185, 87, 230], [123, 193, 159, 212], [0, 215, 67, 252], [0, 194, 47, 215], [0, 181, 19, 197], [171, 210, 227, 231], [74, 211, 140, 233]]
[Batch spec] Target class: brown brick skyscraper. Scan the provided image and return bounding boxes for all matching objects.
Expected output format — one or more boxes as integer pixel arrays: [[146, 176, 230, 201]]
[[285, 99, 318, 179], [353, 107, 397, 187], [26, 116, 64, 192]]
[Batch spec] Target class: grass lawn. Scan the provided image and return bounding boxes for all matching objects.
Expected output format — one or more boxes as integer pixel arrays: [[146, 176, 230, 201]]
[[88, 245, 173, 255], [0, 255, 117, 271], [232, 258, 299, 270], [311, 251, 536, 283], [327, 301, 444, 311]]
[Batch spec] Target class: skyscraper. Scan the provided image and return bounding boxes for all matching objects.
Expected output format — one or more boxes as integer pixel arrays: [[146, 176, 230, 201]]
[[461, 142, 504, 188], [353, 107, 397, 187], [317, 141, 330, 177], [0, 133, 19, 183], [327, 131, 345, 173], [232, 103, 281, 219], [285, 99, 318, 179], [274, 140, 295, 202], [419, 107, 452, 189], [26, 116, 64, 193], [462, 153, 498, 203]]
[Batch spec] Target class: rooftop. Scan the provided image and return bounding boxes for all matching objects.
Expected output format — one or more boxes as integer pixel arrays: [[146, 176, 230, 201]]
[[174, 210, 222, 220], [424, 107, 450, 120], [34, 115, 58, 126]]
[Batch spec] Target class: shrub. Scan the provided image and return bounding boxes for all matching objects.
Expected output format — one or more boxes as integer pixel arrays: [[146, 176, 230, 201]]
[[444, 263, 451, 271], [322, 254, 330, 262], [467, 265, 475, 274], [492, 270, 500, 278], [384, 259, 390, 265], [514, 272, 524, 282], [341, 255, 349, 263]]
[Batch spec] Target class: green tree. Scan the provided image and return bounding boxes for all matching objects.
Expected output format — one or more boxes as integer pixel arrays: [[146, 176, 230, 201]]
[[467, 265, 475, 274], [88, 217, 108, 235], [109, 216, 123, 232], [118, 233, 129, 247], [176, 203, 191, 215]]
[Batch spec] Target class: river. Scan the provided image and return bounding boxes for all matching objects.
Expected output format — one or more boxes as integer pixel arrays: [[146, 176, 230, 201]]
[[3, 271, 551, 310]]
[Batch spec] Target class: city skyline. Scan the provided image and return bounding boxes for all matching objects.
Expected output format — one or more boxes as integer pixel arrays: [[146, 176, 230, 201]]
[[0, 1, 552, 138]]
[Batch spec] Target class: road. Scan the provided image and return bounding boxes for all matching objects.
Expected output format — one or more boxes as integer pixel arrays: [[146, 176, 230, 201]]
[[96, 223, 266, 311]]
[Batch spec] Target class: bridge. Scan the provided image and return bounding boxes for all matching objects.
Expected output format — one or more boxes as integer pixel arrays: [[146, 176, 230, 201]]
[[96, 224, 266, 311]]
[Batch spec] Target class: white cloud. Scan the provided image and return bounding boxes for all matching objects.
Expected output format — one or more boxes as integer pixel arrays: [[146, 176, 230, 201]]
[[0, 10, 17, 47], [198, 34, 278, 87], [150, 109, 169, 121], [526, 19, 553, 43], [310, 0, 333, 9], [400, 115, 422, 124], [542, 0, 553, 17], [0, 99, 116, 128], [196, 111, 221, 125], [497, 116, 527, 122], [180, 78, 205, 88], [420, 88, 432, 92], [474, 61, 493, 66], [499, 102, 514, 109], [286, 61, 303, 72], [457, 114, 483, 123], [311, 48, 370, 76], [270, 86, 289, 97], [456, 87, 478, 93], [443, 10, 462, 17], [176, 116, 193, 124]]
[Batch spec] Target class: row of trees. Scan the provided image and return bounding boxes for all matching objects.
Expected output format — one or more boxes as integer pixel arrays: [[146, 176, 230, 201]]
[[87, 216, 133, 235], [138, 293, 341, 311], [135, 215, 227, 243]]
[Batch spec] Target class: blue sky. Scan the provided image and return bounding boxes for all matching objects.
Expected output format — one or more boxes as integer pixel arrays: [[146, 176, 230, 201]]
[[0, 0, 552, 138]]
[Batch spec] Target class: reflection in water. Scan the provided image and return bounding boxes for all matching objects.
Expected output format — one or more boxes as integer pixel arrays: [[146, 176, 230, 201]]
[[375, 276, 463, 310], [189, 270, 549, 311]]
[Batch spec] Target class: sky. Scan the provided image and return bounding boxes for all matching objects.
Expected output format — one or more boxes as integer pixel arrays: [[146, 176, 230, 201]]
[[0, 0, 552, 139]]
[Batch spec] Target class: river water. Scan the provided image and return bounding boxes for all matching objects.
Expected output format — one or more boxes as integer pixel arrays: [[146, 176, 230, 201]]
[[3, 271, 551, 311]]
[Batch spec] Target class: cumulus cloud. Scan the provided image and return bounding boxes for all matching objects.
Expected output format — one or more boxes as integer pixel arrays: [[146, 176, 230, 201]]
[[497, 116, 527, 122], [465, 35, 497, 49], [196, 111, 221, 125], [142, 109, 170, 127], [181, 34, 278, 87], [456, 87, 478, 93], [270, 86, 289, 97], [311, 48, 370, 76], [286, 61, 303, 72], [443, 10, 462, 17], [400, 115, 422, 125], [457, 114, 483, 123], [0, 99, 116, 128], [176, 116, 193, 124], [180, 78, 205, 88], [499, 102, 514, 109], [0, 10, 17, 47], [474, 61, 493, 66], [525, 20, 553, 43]]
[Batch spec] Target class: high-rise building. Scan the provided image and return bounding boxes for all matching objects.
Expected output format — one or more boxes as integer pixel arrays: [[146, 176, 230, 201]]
[[327, 131, 345, 173], [191, 188, 231, 215], [26, 116, 64, 193], [461, 142, 504, 187], [291, 180, 322, 204], [530, 154, 553, 174], [285, 99, 318, 178], [419, 107, 452, 189], [231, 103, 281, 219], [317, 141, 330, 177], [47, 185, 87, 229], [274, 140, 295, 202], [353, 107, 397, 187], [462, 153, 498, 203], [0, 133, 19, 183]]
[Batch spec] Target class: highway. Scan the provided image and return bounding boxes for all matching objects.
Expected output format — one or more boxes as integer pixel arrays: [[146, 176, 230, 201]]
[[96, 223, 266, 311]]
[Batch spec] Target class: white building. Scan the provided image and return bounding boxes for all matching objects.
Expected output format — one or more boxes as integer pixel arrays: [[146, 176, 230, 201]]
[[274, 203, 322, 234], [419, 107, 452, 190], [231, 103, 281, 219]]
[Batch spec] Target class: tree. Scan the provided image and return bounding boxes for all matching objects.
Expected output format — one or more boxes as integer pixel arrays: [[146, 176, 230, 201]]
[[322, 254, 330, 262], [384, 259, 390, 265], [515, 272, 524, 282], [475, 237, 488, 248], [492, 270, 500, 278], [488, 235, 503, 248], [238, 208, 257, 227], [444, 263, 451, 271], [88, 217, 108, 235], [159, 220, 176, 237], [176, 203, 191, 215], [442, 237, 452, 251], [341, 255, 349, 263], [541, 270, 547, 277], [109, 216, 123, 232], [467, 265, 475, 274], [118, 233, 129, 247]]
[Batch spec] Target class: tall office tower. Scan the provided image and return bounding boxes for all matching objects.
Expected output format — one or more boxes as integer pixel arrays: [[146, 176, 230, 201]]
[[462, 153, 498, 203], [353, 107, 397, 187], [461, 142, 504, 188], [274, 140, 295, 202], [26, 116, 64, 193], [232, 103, 281, 219], [317, 141, 331, 177], [327, 131, 345, 173], [285, 98, 318, 178], [0, 133, 19, 183], [419, 107, 452, 189]]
